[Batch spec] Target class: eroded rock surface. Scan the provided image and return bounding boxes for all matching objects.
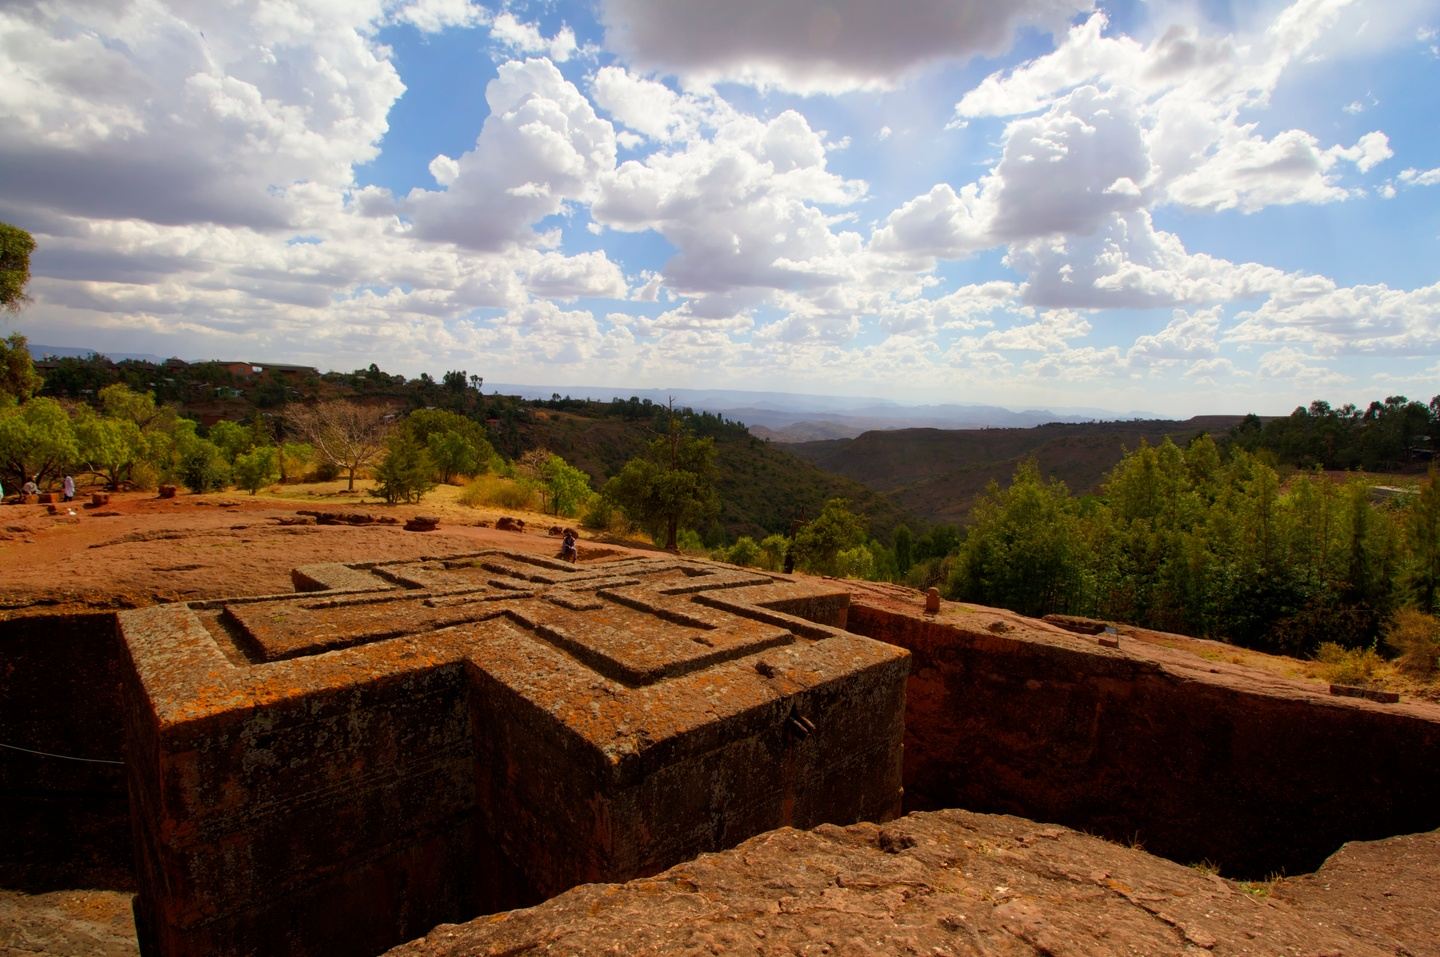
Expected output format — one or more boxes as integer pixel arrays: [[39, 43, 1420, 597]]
[[391, 809, 1437, 957]]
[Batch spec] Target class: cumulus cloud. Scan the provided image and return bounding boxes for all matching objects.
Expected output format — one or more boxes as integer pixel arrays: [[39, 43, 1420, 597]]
[[1227, 280, 1440, 356], [391, 0, 489, 33], [869, 183, 989, 265], [0, 0, 403, 230], [522, 250, 628, 300], [593, 107, 866, 304], [1006, 210, 1293, 309], [964, 309, 1092, 352], [952, 3, 1386, 218], [490, 11, 578, 62], [590, 66, 720, 143], [1126, 307, 1222, 368], [1168, 128, 1389, 212], [1399, 167, 1440, 187], [1255, 346, 1353, 389], [599, 0, 1093, 93], [987, 85, 1152, 239], [405, 58, 616, 250]]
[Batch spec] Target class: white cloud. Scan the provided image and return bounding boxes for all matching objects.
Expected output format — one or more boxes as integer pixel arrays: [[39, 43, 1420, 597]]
[[1020, 345, 1127, 382], [593, 108, 866, 304], [483, 300, 604, 364], [590, 66, 719, 143], [0, 0, 404, 230], [952, 2, 1385, 219], [1168, 128, 1389, 213], [987, 85, 1152, 239], [1254, 346, 1353, 389], [1006, 209, 1292, 309], [405, 58, 616, 250], [869, 183, 989, 265], [599, 0, 1093, 94], [391, 0, 488, 33], [523, 250, 627, 300], [964, 309, 1092, 352], [490, 12, 578, 62], [1228, 280, 1440, 356], [1126, 307, 1222, 368], [1182, 357, 1237, 384], [1400, 167, 1440, 187]]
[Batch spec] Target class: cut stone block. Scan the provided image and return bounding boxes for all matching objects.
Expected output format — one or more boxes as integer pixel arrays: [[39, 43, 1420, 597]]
[[117, 552, 908, 957]]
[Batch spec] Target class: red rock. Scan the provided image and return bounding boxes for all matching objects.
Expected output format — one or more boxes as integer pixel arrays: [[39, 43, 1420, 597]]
[[117, 552, 906, 957], [388, 809, 1432, 957]]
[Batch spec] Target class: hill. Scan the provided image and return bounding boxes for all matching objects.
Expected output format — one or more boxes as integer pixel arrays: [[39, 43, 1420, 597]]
[[516, 408, 916, 543], [786, 417, 1248, 526]]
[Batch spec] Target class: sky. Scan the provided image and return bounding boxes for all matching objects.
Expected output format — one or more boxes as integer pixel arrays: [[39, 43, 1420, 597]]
[[2, 0, 1438, 417]]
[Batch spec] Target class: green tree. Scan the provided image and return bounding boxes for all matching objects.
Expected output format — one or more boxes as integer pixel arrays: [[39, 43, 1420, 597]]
[[1407, 469, 1440, 613], [73, 408, 145, 490], [425, 430, 482, 484], [179, 438, 229, 493], [208, 420, 254, 465], [604, 414, 718, 550], [948, 461, 1082, 618], [233, 446, 280, 495], [539, 453, 592, 517], [0, 397, 77, 490], [403, 408, 494, 483], [1, 222, 35, 313], [97, 382, 159, 424], [792, 498, 868, 576], [93, 383, 197, 486], [1, 334, 42, 402], [374, 431, 434, 504]]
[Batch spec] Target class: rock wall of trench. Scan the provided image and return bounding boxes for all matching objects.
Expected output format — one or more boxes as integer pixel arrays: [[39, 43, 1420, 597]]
[[848, 602, 1440, 876], [0, 612, 133, 892]]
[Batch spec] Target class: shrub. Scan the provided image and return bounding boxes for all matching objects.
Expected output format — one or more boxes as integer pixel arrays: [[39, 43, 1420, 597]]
[[835, 545, 875, 580], [233, 446, 279, 495], [181, 440, 229, 493], [1315, 642, 1385, 686], [457, 474, 536, 510], [581, 495, 616, 531], [725, 536, 760, 567], [128, 461, 160, 491], [758, 534, 789, 572], [1385, 608, 1440, 678], [279, 442, 313, 482]]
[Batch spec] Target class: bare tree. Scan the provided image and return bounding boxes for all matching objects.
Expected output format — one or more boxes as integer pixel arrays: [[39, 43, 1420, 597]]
[[287, 400, 391, 491]]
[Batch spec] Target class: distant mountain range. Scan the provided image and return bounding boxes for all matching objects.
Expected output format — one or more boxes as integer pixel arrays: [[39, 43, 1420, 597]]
[[29, 343, 174, 364], [489, 383, 1163, 439], [23, 350, 1168, 438]]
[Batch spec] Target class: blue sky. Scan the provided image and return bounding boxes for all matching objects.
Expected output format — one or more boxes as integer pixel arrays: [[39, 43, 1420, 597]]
[[2, 0, 1438, 416]]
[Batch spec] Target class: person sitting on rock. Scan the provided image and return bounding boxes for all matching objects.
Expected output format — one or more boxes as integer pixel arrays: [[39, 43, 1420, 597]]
[[21, 477, 40, 496], [561, 529, 578, 563]]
